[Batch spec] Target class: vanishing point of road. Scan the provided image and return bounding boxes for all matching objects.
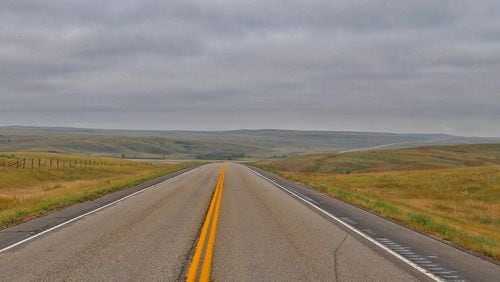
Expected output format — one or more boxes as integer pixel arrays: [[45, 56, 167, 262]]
[[0, 163, 499, 281]]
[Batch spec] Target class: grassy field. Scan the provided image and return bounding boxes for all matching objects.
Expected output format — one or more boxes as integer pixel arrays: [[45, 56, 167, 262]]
[[257, 143, 500, 173], [255, 144, 500, 261], [2, 126, 497, 160], [0, 152, 197, 229]]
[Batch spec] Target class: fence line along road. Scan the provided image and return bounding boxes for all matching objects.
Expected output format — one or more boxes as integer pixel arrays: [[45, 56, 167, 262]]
[[0, 157, 158, 170]]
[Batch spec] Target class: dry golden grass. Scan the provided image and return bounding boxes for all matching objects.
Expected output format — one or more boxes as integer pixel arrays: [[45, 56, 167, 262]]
[[270, 166, 500, 261], [0, 152, 196, 228], [258, 143, 500, 173]]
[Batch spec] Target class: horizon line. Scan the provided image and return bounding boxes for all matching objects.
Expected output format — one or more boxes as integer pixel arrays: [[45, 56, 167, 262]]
[[2, 124, 499, 139]]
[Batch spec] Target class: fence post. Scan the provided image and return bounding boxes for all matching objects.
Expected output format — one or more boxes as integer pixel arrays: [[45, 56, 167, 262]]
[[31, 158, 34, 169], [22, 158, 26, 169]]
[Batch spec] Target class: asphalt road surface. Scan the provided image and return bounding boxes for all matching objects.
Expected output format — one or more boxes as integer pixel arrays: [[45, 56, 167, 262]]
[[0, 163, 498, 281]]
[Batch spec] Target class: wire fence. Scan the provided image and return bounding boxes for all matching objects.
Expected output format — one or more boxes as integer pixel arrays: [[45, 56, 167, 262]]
[[0, 157, 157, 170]]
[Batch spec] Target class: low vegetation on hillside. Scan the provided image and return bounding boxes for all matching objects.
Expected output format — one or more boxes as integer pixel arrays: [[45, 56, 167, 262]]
[[1, 126, 496, 159], [0, 152, 196, 229], [255, 144, 500, 261], [257, 143, 500, 173]]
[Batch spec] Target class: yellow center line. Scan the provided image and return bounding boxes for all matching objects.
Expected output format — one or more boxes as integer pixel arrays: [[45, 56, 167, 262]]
[[199, 165, 225, 281], [186, 164, 227, 282]]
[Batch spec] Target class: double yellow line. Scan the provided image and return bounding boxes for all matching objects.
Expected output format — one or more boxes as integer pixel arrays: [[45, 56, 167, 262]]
[[186, 164, 227, 282]]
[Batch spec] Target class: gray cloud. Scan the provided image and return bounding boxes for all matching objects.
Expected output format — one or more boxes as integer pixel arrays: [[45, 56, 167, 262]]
[[1, 0, 499, 136]]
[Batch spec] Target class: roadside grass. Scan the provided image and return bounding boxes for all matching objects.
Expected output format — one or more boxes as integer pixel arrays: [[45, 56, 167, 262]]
[[0, 152, 197, 229], [255, 152, 500, 261], [257, 143, 500, 173]]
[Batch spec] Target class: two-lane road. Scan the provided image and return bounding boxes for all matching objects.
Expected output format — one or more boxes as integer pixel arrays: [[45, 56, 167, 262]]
[[1, 163, 498, 281]]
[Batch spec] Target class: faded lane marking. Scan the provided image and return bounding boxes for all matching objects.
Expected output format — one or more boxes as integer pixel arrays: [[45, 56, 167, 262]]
[[248, 167, 445, 282]]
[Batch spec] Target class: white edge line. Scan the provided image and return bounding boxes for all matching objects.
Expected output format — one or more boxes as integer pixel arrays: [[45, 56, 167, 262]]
[[248, 168, 443, 282], [0, 167, 199, 253]]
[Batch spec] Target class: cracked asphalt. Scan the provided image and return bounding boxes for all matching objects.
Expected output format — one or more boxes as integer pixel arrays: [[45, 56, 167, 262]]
[[212, 163, 419, 281], [0, 163, 424, 281]]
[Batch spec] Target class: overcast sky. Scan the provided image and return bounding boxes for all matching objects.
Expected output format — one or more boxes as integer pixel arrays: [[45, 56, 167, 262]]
[[1, 1, 499, 136]]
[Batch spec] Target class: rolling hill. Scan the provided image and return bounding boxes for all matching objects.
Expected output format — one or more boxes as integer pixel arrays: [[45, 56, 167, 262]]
[[0, 126, 498, 159], [255, 143, 500, 173]]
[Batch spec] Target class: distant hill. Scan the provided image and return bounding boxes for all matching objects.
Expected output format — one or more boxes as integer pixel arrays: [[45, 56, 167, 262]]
[[255, 143, 500, 173], [0, 126, 498, 159]]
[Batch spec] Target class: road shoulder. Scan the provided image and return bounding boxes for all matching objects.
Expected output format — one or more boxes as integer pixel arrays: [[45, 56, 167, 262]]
[[0, 166, 199, 251]]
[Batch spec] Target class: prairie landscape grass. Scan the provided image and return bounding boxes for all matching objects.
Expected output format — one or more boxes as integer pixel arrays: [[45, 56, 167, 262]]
[[256, 144, 500, 261], [261, 143, 500, 173], [2, 126, 497, 159], [0, 152, 196, 229]]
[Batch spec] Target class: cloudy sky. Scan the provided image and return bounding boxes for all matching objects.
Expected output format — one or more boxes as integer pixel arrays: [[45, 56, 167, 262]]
[[1, 1, 499, 136]]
